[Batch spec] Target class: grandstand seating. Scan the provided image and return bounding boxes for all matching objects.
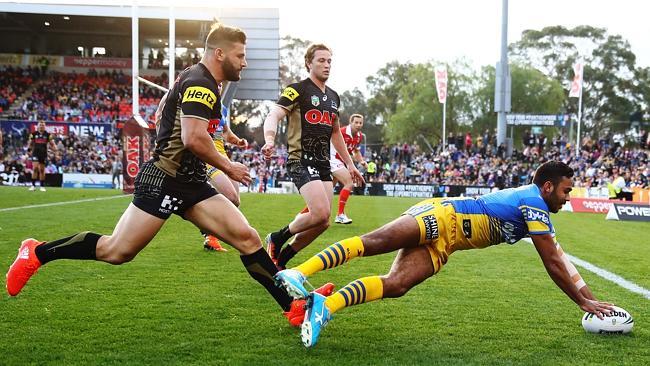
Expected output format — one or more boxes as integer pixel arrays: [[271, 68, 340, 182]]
[[2, 69, 165, 123]]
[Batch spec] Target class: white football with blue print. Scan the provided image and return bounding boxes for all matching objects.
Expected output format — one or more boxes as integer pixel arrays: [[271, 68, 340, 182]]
[[582, 305, 634, 334]]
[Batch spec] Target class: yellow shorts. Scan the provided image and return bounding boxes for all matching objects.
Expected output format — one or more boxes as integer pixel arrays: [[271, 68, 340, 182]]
[[403, 198, 457, 274], [206, 150, 229, 179]]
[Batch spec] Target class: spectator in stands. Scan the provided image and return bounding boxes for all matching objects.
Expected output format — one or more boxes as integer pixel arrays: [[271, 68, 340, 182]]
[[608, 168, 633, 201], [111, 157, 123, 189]]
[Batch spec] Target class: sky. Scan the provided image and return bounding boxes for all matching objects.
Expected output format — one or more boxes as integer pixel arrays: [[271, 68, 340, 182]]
[[274, 0, 649, 93], [9, 0, 650, 93]]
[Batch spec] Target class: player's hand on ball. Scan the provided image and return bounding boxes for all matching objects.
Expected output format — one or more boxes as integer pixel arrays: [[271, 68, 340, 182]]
[[580, 299, 614, 320]]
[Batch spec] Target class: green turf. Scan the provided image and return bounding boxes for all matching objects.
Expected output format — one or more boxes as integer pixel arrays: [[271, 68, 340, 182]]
[[0, 187, 648, 365]]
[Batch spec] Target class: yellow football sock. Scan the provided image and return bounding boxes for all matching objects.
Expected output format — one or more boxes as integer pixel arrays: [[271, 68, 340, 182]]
[[325, 276, 384, 313], [295, 236, 364, 276]]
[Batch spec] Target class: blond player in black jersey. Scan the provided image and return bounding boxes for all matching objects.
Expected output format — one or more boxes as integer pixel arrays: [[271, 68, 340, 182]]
[[7, 23, 304, 324], [262, 44, 364, 269]]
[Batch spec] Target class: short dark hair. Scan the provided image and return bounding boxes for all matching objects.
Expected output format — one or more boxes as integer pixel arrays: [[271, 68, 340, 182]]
[[205, 23, 246, 50], [304, 43, 331, 72], [532, 161, 574, 187]]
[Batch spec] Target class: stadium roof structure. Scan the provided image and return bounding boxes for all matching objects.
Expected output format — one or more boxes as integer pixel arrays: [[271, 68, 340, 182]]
[[0, 3, 279, 101]]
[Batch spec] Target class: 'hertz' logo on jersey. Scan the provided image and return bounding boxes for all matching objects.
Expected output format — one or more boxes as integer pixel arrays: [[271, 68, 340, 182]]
[[281, 86, 299, 101], [183, 86, 217, 109], [305, 109, 336, 126]]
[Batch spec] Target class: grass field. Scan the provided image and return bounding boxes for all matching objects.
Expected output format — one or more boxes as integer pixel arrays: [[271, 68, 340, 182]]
[[1, 186, 648, 365]]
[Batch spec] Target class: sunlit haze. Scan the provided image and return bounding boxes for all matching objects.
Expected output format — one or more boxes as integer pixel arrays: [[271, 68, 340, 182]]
[[13, 0, 650, 93]]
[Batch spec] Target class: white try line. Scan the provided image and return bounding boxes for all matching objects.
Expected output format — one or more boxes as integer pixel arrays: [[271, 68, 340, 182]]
[[523, 238, 650, 300], [0, 195, 131, 212]]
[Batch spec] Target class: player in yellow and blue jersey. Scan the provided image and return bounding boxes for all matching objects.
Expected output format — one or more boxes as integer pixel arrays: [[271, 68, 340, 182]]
[[275, 161, 614, 347], [201, 113, 248, 252]]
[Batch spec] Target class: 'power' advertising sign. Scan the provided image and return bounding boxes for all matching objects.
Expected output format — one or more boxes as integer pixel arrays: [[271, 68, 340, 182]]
[[606, 202, 650, 222]]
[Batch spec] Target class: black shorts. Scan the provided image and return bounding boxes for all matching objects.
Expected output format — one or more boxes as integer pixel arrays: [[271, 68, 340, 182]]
[[287, 160, 332, 190], [132, 161, 218, 219], [31, 151, 46, 164]]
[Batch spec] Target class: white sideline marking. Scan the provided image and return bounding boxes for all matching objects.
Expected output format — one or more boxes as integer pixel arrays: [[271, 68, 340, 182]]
[[0, 195, 130, 212], [523, 238, 650, 299]]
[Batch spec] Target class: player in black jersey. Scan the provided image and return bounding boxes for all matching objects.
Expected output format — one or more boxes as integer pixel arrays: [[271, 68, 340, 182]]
[[262, 44, 364, 269], [7, 23, 301, 325], [28, 120, 57, 191]]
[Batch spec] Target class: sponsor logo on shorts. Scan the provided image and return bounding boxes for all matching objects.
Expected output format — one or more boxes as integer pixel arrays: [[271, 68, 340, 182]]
[[183, 86, 217, 109], [159, 195, 182, 214], [405, 203, 434, 217], [307, 165, 319, 177], [281, 86, 299, 101], [311, 95, 320, 106], [422, 215, 439, 240], [462, 219, 472, 238]]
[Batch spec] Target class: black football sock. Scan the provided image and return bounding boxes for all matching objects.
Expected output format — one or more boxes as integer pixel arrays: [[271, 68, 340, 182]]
[[31, 180, 36, 187], [270, 225, 292, 247], [240, 248, 293, 311], [40, 180, 45, 187], [277, 245, 298, 269], [35, 231, 101, 264]]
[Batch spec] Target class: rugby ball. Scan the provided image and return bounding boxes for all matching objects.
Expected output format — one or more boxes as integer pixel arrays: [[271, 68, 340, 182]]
[[582, 306, 634, 334]]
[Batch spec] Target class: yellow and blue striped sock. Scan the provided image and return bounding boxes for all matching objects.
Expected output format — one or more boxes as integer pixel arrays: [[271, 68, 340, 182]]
[[325, 276, 384, 314], [295, 236, 364, 277]]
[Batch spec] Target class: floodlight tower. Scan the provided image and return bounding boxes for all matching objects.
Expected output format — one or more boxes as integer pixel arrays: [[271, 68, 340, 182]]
[[494, 0, 511, 152]]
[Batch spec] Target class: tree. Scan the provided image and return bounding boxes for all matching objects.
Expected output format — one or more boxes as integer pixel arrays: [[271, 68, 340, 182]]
[[365, 61, 413, 125], [279, 35, 311, 86], [473, 63, 564, 147], [510, 25, 644, 135], [381, 59, 479, 147], [230, 35, 312, 145]]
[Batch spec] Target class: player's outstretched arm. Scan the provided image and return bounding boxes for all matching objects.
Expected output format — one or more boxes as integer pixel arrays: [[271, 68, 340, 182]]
[[531, 233, 613, 318], [181, 116, 251, 185], [555, 242, 596, 301], [261, 106, 288, 159]]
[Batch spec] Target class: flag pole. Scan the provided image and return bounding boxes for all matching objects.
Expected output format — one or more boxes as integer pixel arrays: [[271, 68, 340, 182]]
[[575, 71, 583, 153], [442, 101, 446, 151]]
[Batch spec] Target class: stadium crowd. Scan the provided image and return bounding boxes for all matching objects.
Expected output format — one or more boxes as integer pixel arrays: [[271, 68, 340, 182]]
[[361, 131, 649, 190], [2, 123, 647, 194], [0, 66, 41, 114], [0, 65, 647, 191], [0, 130, 122, 185], [3, 68, 165, 124]]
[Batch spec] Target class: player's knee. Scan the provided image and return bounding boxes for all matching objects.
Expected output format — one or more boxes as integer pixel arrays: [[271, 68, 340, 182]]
[[380, 274, 414, 298], [311, 208, 330, 227], [224, 192, 240, 207], [103, 250, 137, 264], [234, 226, 261, 252]]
